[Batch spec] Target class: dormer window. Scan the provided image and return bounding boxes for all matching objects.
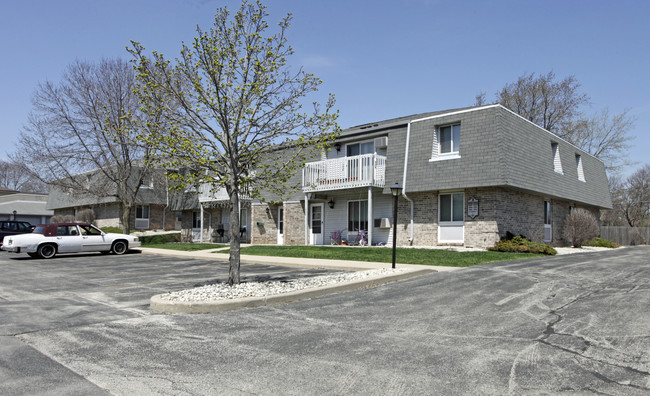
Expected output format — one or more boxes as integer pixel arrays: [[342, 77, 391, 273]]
[[576, 154, 585, 182], [430, 123, 461, 161], [551, 142, 563, 174]]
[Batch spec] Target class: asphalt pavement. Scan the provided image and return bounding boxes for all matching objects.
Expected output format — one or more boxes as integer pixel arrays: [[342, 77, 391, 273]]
[[1, 246, 649, 395]]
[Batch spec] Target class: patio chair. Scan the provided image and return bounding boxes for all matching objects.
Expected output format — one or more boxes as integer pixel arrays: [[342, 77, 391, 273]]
[[330, 230, 344, 245]]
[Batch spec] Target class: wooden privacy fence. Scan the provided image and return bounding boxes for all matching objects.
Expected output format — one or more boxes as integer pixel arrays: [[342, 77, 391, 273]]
[[600, 226, 650, 246]]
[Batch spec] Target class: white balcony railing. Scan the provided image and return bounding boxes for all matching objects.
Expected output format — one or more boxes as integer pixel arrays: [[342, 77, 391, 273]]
[[302, 154, 386, 192], [198, 184, 229, 203]]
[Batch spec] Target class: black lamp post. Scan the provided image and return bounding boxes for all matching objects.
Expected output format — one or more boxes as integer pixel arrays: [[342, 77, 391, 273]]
[[390, 182, 403, 269]]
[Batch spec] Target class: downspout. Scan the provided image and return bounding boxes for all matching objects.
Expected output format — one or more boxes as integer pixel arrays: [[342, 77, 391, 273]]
[[402, 122, 415, 243]]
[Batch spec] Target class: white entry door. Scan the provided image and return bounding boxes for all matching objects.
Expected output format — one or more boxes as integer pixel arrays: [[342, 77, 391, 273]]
[[309, 203, 324, 245]]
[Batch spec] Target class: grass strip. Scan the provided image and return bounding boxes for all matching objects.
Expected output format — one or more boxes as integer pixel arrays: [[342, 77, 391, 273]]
[[238, 245, 542, 267], [144, 243, 227, 252]]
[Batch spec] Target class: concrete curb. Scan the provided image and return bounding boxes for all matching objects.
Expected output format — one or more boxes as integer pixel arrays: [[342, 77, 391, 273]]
[[150, 268, 435, 314]]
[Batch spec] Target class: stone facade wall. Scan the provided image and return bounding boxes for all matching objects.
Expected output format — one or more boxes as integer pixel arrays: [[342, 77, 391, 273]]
[[464, 188, 500, 249], [496, 189, 546, 243], [394, 191, 437, 246], [283, 202, 306, 245], [246, 187, 603, 249], [251, 203, 279, 245], [250, 201, 304, 245]]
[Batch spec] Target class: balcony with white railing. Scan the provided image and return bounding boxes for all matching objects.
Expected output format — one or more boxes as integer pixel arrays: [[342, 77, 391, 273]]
[[198, 183, 229, 203], [302, 154, 386, 192]]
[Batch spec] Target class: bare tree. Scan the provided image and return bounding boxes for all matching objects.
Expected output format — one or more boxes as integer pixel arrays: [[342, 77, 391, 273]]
[[0, 159, 49, 192], [496, 71, 588, 136], [488, 71, 635, 172], [11, 58, 157, 233], [568, 108, 636, 173], [130, 0, 339, 285], [604, 165, 650, 227], [622, 165, 650, 227]]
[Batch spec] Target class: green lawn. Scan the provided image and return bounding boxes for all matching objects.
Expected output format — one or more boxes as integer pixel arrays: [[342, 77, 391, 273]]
[[237, 245, 542, 267]]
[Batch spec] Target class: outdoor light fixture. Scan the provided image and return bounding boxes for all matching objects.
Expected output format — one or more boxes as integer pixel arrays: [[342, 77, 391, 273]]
[[390, 182, 402, 269], [334, 143, 341, 152], [328, 199, 335, 209]]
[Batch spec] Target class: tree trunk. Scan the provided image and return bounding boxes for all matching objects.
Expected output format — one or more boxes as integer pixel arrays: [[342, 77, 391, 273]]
[[228, 191, 241, 285], [121, 202, 132, 234]]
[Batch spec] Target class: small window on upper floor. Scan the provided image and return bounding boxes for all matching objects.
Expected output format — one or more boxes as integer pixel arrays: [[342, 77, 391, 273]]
[[346, 141, 374, 157], [576, 154, 585, 182], [551, 142, 563, 174], [140, 174, 154, 189], [431, 123, 461, 161]]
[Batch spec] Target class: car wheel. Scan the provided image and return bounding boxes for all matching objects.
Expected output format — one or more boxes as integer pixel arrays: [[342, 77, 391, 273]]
[[111, 241, 128, 255], [37, 244, 57, 259], [27, 252, 39, 258]]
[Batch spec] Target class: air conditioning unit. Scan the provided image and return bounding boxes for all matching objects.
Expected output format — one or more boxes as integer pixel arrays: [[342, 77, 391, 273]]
[[379, 218, 391, 229], [374, 136, 388, 149]]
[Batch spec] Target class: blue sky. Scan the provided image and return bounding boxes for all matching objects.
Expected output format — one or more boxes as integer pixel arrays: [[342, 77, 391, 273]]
[[1, 0, 648, 176]]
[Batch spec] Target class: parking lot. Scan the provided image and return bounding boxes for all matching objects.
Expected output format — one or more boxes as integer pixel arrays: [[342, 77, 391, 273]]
[[1, 247, 649, 395]]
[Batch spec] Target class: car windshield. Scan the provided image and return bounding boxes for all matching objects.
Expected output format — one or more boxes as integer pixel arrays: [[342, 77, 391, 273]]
[[17, 222, 31, 232], [33, 226, 47, 234]]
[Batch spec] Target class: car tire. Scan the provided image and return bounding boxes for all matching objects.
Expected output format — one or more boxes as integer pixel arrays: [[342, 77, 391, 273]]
[[37, 244, 57, 259], [111, 240, 128, 255], [27, 252, 39, 258]]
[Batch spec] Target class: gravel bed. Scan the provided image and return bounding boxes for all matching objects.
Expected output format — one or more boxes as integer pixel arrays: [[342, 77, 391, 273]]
[[161, 268, 407, 302]]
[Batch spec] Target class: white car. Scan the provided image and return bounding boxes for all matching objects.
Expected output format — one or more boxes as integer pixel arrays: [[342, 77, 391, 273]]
[[1, 223, 141, 259]]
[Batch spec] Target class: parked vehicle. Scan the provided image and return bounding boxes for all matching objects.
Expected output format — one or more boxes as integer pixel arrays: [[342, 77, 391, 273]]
[[0, 221, 33, 246], [1, 223, 140, 259]]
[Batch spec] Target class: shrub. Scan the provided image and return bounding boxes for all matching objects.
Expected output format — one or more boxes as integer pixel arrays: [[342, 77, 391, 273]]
[[139, 233, 181, 245], [585, 237, 620, 248], [75, 208, 95, 224], [562, 208, 600, 248], [488, 236, 557, 255]]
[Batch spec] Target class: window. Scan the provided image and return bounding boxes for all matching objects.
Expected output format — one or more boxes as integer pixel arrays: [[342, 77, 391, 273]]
[[544, 201, 552, 242], [79, 225, 102, 236], [348, 200, 368, 231], [140, 174, 154, 189], [439, 193, 464, 223], [278, 207, 284, 235], [136, 205, 150, 229], [552, 142, 563, 174], [239, 207, 248, 234], [431, 124, 461, 161], [57, 225, 78, 236], [346, 141, 374, 156], [192, 212, 201, 229], [576, 154, 585, 181]]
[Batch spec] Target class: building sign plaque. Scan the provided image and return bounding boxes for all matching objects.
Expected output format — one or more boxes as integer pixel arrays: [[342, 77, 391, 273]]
[[468, 197, 479, 219]]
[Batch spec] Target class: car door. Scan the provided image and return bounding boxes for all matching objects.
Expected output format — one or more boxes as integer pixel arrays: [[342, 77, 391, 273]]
[[55, 225, 83, 253], [79, 225, 110, 252]]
